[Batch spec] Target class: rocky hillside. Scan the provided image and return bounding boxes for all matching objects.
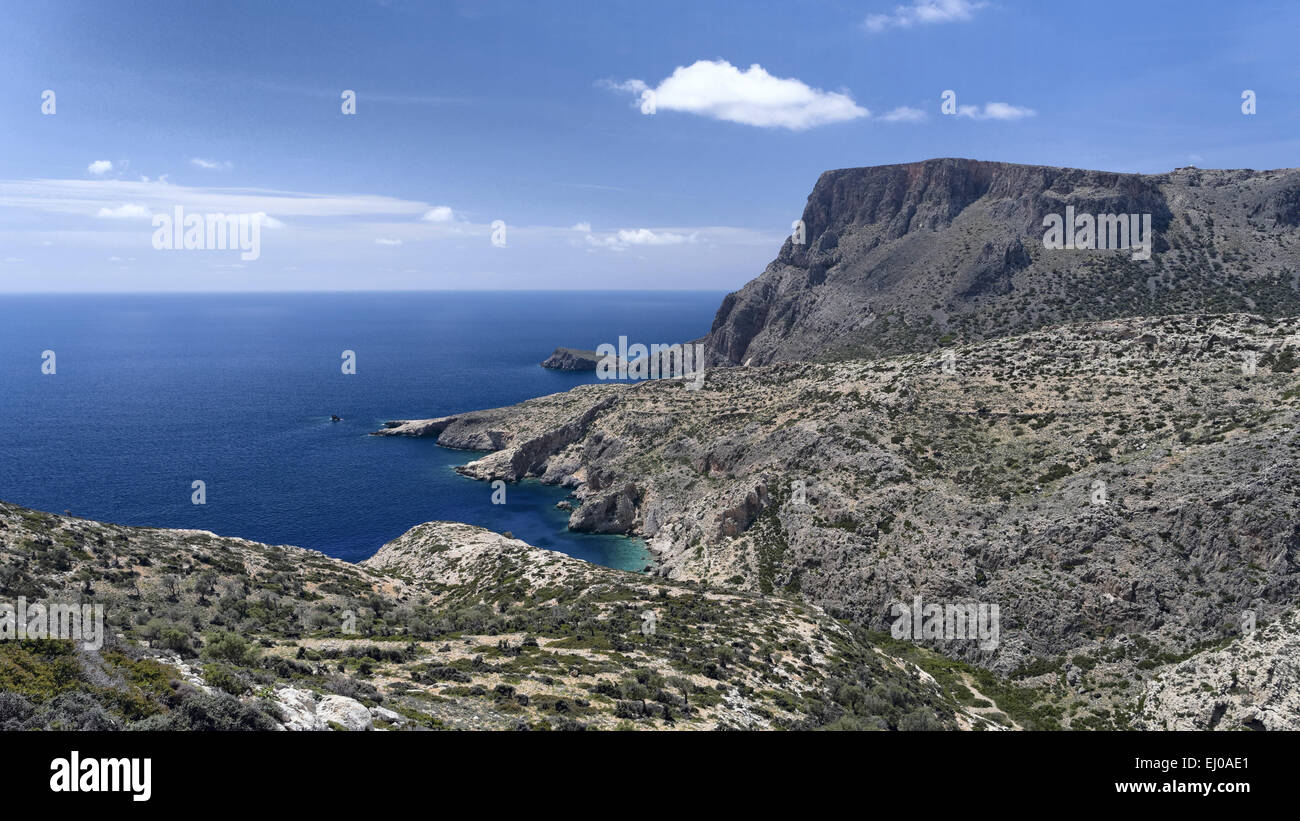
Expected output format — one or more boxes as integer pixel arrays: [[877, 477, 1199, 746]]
[[377, 313, 1300, 726], [701, 158, 1300, 365], [0, 501, 1006, 731]]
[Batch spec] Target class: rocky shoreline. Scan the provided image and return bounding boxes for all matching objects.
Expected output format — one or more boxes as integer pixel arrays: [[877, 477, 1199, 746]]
[[374, 313, 1300, 697]]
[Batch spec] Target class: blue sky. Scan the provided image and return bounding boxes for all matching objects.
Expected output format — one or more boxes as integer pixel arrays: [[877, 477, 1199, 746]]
[[2, 0, 1298, 292]]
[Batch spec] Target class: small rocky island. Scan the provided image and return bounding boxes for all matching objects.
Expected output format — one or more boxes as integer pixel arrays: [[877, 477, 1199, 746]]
[[540, 347, 604, 370]]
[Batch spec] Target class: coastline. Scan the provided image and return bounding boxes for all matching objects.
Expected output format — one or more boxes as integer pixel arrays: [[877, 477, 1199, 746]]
[[376, 416, 658, 573]]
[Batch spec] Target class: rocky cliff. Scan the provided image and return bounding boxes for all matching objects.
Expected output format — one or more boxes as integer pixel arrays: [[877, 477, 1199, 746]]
[[701, 158, 1300, 365]]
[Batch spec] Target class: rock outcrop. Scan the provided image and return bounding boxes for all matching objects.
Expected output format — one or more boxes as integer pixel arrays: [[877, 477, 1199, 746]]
[[1138, 609, 1300, 731], [273, 688, 373, 731]]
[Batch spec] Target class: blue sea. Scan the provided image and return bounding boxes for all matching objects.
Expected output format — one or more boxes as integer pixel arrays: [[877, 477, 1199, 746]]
[[0, 291, 724, 568]]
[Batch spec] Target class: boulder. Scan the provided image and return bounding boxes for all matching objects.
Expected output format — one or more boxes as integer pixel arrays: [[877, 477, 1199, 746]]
[[317, 695, 373, 731], [273, 688, 373, 731]]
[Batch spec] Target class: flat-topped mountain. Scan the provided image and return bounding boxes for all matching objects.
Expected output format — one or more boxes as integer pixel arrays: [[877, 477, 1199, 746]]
[[702, 158, 1300, 365]]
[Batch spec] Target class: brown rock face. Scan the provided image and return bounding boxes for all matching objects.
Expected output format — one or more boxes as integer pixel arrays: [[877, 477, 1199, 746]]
[[717, 483, 771, 539]]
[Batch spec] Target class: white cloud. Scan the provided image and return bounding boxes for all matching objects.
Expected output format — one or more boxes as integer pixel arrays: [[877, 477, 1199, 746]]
[[571, 221, 592, 232], [865, 0, 988, 32], [0, 175, 791, 292], [881, 105, 928, 123], [584, 227, 698, 251], [956, 101, 1036, 120], [190, 158, 232, 170], [605, 60, 868, 130], [600, 78, 648, 95], [374, 237, 403, 246], [421, 206, 455, 222], [250, 212, 286, 229], [87, 160, 114, 176], [0, 178, 436, 219], [95, 203, 152, 219], [616, 228, 694, 245]]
